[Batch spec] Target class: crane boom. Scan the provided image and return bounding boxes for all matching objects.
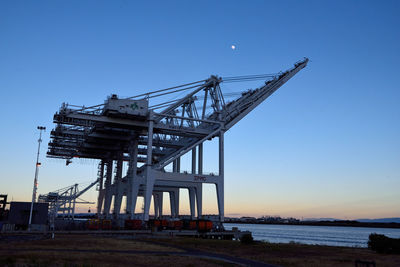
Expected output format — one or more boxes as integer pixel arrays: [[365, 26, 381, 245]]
[[75, 179, 99, 199], [152, 58, 309, 169], [223, 58, 309, 130]]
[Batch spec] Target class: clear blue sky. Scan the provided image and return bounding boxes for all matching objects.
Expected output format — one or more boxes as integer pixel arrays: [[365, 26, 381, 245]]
[[0, 0, 399, 219]]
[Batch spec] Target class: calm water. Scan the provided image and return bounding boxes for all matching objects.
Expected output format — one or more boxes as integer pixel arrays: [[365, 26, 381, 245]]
[[224, 223, 400, 247]]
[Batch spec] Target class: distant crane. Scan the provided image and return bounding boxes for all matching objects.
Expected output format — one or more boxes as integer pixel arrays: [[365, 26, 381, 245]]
[[38, 180, 97, 227]]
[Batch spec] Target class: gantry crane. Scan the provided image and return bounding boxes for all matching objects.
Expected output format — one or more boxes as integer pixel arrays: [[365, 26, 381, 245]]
[[47, 58, 308, 222], [38, 180, 97, 222]]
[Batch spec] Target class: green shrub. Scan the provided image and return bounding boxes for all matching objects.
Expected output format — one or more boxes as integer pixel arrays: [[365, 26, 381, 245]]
[[240, 233, 254, 244], [368, 233, 400, 254]]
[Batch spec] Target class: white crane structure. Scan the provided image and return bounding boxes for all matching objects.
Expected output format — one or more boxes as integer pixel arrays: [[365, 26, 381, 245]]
[[47, 58, 308, 222], [38, 180, 97, 219]]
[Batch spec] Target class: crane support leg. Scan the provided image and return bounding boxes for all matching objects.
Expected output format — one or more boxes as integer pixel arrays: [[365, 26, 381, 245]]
[[198, 144, 203, 174], [195, 183, 202, 218], [191, 147, 196, 174], [127, 138, 139, 218], [143, 116, 154, 221], [217, 132, 224, 222], [189, 187, 196, 219], [103, 160, 113, 219], [153, 192, 163, 218], [129, 179, 140, 219], [153, 193, 158, 218], [169, 192, 175, 217], [177, 157, 181, 172], [72, 184, 77, 219], [158, 192, 163, 217], [113, 157, 124, 218], [172, 189, 180, 217], [97, 190, 105, 217], [97, 160, 105, 216]]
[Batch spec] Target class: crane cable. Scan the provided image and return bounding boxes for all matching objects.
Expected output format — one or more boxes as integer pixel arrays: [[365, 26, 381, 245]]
[[150, 91, 244, 110], [73, 79, 206, 112], [222, 73, 278, 83], [72, 73, 278, 112]]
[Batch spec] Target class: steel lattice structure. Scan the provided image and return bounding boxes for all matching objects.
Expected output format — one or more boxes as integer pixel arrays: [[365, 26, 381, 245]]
[[38, 181, 97, 220], [47, 58, 308, 222]]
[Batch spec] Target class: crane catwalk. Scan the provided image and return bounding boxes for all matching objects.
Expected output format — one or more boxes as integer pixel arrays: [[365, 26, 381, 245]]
[[47, 58, 308, 223]]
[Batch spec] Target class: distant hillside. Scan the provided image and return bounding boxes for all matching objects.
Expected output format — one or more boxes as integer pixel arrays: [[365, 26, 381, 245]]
[[303, 217, 400, 223], [303, 218, 340, 222], [356, 218, 400, 223]]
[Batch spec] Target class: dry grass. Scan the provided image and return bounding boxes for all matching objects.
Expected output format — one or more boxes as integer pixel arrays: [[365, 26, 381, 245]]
[[156, 237, 400, 267], [2, 234, 400, 266], [0, 234, 181, 252], [0, 235, 230, 266], [0, 251, 227, 267]]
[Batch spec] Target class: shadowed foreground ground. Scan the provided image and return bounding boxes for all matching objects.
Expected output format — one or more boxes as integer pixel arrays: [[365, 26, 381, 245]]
[[1, 234, 400, 266]]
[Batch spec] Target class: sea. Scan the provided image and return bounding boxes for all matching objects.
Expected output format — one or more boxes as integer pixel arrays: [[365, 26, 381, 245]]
[[224, 223, 400, 248]]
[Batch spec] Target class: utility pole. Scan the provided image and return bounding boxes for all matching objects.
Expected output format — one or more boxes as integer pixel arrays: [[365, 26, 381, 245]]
[[28, 126, 46, 231]]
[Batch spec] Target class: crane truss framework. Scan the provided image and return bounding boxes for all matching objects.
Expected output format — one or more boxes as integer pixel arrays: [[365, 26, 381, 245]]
[[38, 180, 97, 225], [47, 58, 308, 222]]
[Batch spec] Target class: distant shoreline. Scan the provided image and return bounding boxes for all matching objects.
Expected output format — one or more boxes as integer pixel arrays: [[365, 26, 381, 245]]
[[69, 214, 400, 229], [224, 220, 400, 229]]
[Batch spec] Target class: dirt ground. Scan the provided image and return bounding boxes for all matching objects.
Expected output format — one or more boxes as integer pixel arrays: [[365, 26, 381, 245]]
[[1, 234, 399, 266]]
